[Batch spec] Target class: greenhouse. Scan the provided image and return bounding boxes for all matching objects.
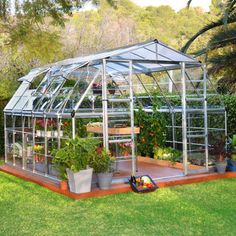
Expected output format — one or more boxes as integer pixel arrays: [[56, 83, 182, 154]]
[[4, 39, 227, 183]]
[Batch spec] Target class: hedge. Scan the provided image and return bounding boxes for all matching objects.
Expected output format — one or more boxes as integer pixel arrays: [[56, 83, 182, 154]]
[[222, 95, 236, 137]]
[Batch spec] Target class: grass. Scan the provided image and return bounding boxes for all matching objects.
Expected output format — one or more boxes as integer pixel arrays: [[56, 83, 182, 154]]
[[0, 172, 236, 236]]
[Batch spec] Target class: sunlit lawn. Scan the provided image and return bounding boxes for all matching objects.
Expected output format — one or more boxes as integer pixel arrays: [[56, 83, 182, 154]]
[[0, 171, 236, 236]]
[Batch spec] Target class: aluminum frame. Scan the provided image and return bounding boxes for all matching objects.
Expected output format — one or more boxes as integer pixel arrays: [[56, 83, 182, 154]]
[[4, 39, 227, 181]]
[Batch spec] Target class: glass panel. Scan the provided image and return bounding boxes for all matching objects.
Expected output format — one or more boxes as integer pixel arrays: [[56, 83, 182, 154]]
[[14, 132, 23, 168], [34, 136, 45, 174], [33, 76, 66, 112], [4, 97, 21, 111], [62, 67, 98, 113]]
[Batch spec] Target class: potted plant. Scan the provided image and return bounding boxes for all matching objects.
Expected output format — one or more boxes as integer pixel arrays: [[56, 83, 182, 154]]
[[52, 136, 100, 193], [211, 137, 227, 173], [226, 135, 236, 172], [107, 81, 117, 95], [89, 148, 115, 189], [92, 83, 102, 95]]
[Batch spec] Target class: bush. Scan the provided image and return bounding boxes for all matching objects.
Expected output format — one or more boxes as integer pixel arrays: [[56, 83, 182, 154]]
[[154, 147, 182, 163], [89, 149, 114, 173], [0, 99, 9, 156], [222, 95, 236, 137], [135, 105, 166, 157]]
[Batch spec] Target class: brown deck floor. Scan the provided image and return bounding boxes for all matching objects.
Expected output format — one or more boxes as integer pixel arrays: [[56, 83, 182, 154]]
[[1, 163, 236, 200], [113, 160, 183, 180]]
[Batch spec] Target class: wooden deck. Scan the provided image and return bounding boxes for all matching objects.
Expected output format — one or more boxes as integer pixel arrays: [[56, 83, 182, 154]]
[[1, 163, 236, 200]]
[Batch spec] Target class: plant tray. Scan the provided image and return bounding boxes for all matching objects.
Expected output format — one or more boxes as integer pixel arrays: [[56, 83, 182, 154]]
[[86, 126, 140, 135], [129, 175, 158, 193]]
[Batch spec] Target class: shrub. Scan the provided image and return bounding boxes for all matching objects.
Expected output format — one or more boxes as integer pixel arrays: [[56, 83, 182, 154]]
[[135, 104, 166, 157], [0, 99, 9, 156], [89, 149, 115, 173], [154, 147, 182, 164]]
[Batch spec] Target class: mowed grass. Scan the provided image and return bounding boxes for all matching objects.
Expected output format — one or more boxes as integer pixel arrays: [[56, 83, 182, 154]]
[[0, 172, 236, 236]]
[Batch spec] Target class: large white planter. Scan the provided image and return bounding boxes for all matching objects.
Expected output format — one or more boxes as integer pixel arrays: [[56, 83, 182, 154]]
[[66, 168, 93, 194]]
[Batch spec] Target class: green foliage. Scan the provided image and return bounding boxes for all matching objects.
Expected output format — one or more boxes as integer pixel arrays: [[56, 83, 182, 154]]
[[183, 0, 236, 85], [0, 99, 8, 156], [0, 0, 73, 25], [232, 134, 236, 146], [222, 94, 236, 137], [135, 102, 166, 157], [154, 147, 182, 164], [52, 136, 100, 177], [89, 148, 114, 173]]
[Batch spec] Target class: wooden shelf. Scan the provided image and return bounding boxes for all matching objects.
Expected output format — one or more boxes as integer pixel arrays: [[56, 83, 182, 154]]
[[86, 126, 140, 135]]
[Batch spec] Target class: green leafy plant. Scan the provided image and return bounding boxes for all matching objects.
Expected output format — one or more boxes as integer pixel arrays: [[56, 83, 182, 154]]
[[210, 136, 226, 163], [89, 148, 115, 173], [52, 136, 100, 179], [154, 147, 182, 164], [107, 81, 118, 94], [135, 100, 166, 157]]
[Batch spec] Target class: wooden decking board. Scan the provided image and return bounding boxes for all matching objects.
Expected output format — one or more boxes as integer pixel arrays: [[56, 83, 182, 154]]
[[1, 164, 236, 200]]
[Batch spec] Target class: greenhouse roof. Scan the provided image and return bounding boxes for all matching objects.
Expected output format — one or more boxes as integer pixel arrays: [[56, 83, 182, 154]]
[[5, 39, 203, 116], [18, 39, 200, 82]]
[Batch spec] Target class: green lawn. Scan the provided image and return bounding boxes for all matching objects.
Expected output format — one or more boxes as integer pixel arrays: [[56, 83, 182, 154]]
[[0, 172, 236, 236]]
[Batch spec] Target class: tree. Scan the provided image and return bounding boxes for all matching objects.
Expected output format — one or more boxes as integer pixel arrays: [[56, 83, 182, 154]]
[[182, 0, 236, 93]]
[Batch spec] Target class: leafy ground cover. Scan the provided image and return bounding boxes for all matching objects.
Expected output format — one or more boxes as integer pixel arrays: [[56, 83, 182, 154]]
[[0, 171, 236, 236]]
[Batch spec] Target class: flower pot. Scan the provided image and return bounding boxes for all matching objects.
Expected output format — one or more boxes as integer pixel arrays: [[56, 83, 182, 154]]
[[27, 146, 33, 157], [66, 168, 93, 194], [108, 89, 116, 95], [36, 130, 42, 137], [215, 161, 227, 173], [97, 172, 113, 189], [51, 130, 63, 138], [60, 180, 68, 191], [226, 159, 236, 172]]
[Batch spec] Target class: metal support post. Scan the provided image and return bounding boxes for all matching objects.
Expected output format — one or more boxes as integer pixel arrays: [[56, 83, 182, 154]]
[[203, 64, 209, 171], [72, 117, 76, 139], [129, 60, 136, 176], [57, 116, 61, 149], [4, 113, 7, 163], [168, 70, 173, 93], [12, 116, 16, 166], [44, 118, 48, 176], [102, 59, 109, 150], [171, 112, 176, 149], [22, 116, 26, 169], [32, 117, 36, 173], [181, 62, 188, 175]]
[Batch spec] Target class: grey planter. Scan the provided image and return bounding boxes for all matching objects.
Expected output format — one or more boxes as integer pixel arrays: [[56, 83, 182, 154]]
[[66, 168, 93, 194], [215, 162, 227, 173], [97, 172, 113, 189]]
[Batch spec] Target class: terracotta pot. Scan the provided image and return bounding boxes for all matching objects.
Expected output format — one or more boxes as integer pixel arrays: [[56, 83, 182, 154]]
[[60, 180, 68, 191]]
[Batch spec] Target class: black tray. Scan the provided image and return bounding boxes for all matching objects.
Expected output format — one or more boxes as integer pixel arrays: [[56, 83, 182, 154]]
[[129, 175, 158, 193]]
